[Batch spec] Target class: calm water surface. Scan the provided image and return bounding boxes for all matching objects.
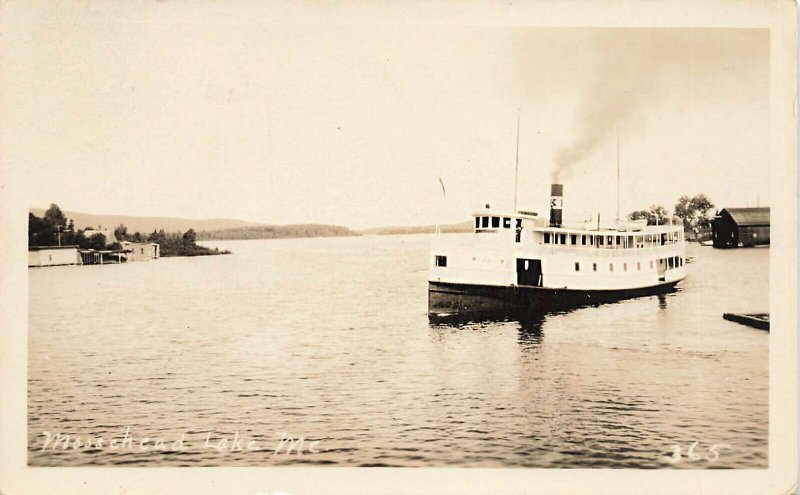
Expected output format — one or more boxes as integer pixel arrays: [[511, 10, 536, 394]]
[[28, 235, 768, 467]]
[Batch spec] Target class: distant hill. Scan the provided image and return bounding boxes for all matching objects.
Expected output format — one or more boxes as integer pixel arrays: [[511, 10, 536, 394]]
[[360, 221, 473, 235], [197, 224, 359, 240], [30, 208, 261, 235], [30, 207, 471, 240]]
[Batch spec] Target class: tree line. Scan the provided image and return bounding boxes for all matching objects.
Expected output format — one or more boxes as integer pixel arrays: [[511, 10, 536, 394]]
[[29, 203, 229, 256], [627, 193, 715, 239], [196, 224, 359, 241], [29, 204, 113, 250], [141, 228, 230, 257]]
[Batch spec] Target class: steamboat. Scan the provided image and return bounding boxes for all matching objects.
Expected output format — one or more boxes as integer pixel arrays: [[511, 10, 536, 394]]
[[428, 183, 687, 317]]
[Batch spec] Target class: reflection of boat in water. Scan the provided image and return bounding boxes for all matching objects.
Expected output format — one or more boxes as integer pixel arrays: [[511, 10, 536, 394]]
[[428, 183, 687, 318]]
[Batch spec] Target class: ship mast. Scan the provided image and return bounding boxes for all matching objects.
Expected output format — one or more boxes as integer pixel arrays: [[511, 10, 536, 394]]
[[616, 127, 620, 223], [513, 109, 520, 214]]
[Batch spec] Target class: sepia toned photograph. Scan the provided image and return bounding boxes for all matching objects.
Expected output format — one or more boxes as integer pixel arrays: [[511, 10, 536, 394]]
[[1, 1, 796, 494]]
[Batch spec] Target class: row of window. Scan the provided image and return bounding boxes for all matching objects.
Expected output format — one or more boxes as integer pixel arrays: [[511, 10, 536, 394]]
[[659, 256, 685, 269], [475, 216, 516, 230], [574, 256, 684, 272], [436, 254, 685, 272], [546, 231, 682, 249], [474, 216, 684, 249]]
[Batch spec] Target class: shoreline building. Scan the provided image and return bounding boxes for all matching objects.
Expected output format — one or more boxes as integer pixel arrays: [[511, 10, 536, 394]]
[[120, 241, 160, 261], [82, 227, 118, 245], [711, 207, 770, 248], [28, 245, 80, 267]]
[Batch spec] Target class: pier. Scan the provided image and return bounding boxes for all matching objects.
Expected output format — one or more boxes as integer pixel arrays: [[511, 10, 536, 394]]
[[723, 313, 769, 331], [78, 250, 128, 265]]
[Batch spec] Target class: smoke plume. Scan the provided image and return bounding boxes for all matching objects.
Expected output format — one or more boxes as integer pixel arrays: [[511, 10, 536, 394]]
[[552, 35, 666, 182]]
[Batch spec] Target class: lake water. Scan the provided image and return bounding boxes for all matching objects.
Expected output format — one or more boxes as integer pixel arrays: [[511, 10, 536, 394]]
[[28, 235, 769, 468]]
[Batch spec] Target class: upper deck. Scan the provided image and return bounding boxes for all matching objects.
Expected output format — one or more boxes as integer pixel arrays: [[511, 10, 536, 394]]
[[470, 210, 685, 250]]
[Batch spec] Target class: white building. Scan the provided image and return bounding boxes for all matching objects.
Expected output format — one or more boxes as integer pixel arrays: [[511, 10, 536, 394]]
[[28, 246, 80, 267], [82, 228, 118, 245], [120, 241, 160, 261]]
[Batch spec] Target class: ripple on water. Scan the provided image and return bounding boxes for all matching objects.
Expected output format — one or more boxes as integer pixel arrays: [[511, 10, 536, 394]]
[[28, 237, 768, 467]]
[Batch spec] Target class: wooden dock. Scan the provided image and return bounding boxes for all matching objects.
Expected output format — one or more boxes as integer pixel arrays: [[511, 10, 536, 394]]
[[723, 312, 769, 331]]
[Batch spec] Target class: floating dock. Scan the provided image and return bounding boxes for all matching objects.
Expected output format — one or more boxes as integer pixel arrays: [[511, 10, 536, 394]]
[[723, 313, 769, 331]]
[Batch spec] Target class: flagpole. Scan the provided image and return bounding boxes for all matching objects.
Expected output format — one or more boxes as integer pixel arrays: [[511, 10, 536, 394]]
[[436, 177, 446, 236]]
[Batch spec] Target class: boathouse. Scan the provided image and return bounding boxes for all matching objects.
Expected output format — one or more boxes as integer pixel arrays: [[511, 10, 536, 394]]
[[711, 207, 770, 248], [28, 245, 80, 267], [120, 241, 160, 261]]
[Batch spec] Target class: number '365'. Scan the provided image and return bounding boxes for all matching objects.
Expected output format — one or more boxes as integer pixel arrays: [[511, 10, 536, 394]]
[[663, 441, 731, 464]]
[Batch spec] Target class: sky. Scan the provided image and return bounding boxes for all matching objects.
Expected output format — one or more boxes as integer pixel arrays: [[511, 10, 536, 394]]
[[14, 8, 769, 229]]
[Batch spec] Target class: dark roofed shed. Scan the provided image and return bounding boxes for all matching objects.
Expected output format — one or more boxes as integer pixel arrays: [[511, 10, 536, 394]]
[[723, 207, 770, 227], [712, 207, 770, 248]]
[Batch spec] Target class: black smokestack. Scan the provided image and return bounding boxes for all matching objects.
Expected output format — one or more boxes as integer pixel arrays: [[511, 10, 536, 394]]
[[549, 184, 563, 227]]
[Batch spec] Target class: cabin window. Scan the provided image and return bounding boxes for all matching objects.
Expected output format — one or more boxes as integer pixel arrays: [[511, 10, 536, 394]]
[[593, 263, 597, 272], [475, 217, 480, 229], [607, 235, 613, 247], [544, 233, 550, 244], [503, 217, 511, 228], [598, 236, 604, 246], [679, 257, 683, 267], [515, 219, 522, 242], [615, 235, 621, 247], [491, 216, 500, 228], [560, 234, 567, 245], [581, 235, 587, 246], [570, 234, 577, 245], [575, 262, 580, 272], [481, 217, 489, 228], [668, 258, 674, 268], [609, 263, 614, 272], [435, 255, 447, 267], [589, 235, 595, 246]]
